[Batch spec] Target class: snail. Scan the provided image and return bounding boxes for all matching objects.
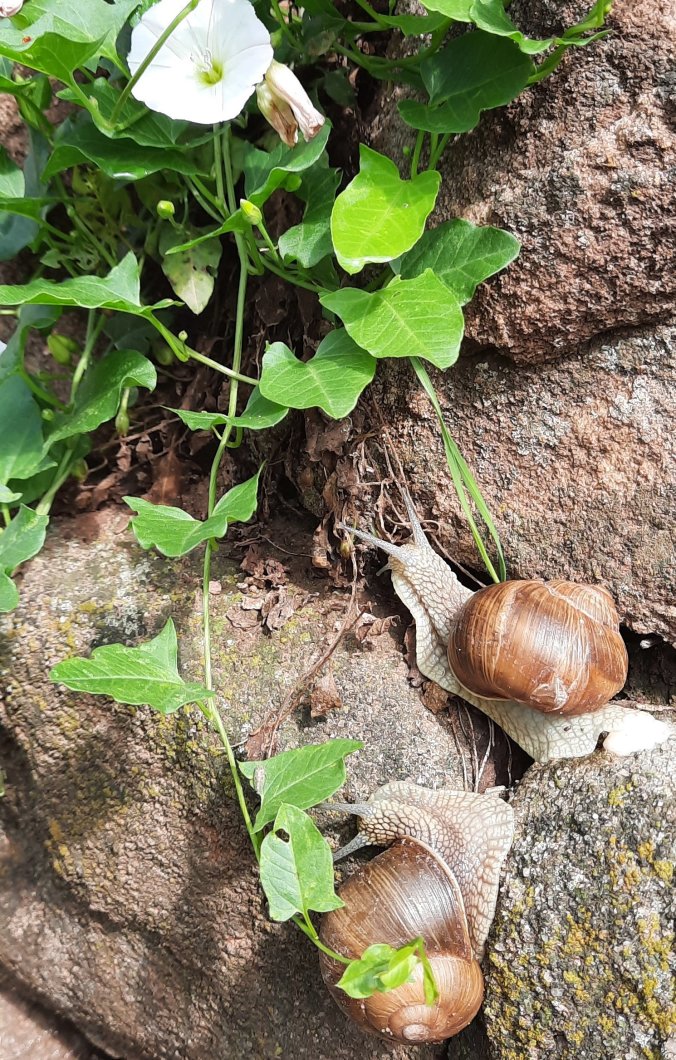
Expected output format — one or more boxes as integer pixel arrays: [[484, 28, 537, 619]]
[[319, 781, 514, 1043], [338, 495, 673, 762]]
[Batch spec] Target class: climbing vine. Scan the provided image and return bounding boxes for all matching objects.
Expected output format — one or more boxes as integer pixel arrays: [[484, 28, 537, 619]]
[[0, 0, 611, 999]]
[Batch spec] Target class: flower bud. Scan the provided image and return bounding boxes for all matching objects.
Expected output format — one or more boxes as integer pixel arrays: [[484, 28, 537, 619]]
[[47, 333, 79, 365], [0, 1, 25, 16], [256, 81, 297, 148], [263, 61, 325, 143], [240, 199, 263, 226], [72, 460, 89, 482], [156, 199, 175, 219], [115, 409, 130, 437]]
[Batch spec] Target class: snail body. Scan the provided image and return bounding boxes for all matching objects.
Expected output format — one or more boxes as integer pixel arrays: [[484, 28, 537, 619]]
[[339, 498, 672, 762], [319, 782, 514, 1043]]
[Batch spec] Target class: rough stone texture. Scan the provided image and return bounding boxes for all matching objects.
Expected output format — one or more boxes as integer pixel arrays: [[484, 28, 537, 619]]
[[479, 745, 676, 1059], [0, 510, 487, 1060], [328, 323, 676, 645], [0, 974, 104, 1060], [372, 0, 676, 361]]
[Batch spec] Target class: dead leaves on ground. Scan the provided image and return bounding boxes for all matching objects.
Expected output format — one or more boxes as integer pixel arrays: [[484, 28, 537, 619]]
[[226, 541, 313, 633]]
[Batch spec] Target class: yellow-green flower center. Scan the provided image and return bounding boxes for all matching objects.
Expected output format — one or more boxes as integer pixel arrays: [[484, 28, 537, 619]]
[[193, 49, 223, 86], [198, 59, 223, 85]]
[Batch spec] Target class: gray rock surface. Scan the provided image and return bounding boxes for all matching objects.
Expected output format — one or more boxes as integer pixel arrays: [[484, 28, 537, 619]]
[[372, 0, 676, 362], [0, 510, 485, 1060], [480, 745, 676, 1059]]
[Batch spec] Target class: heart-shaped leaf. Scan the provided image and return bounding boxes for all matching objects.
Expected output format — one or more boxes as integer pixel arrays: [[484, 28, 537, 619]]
[[321, 272, 464, 370], [260, 804, 343, 922], [49, 619, 211, 714], [259, 330, 376, 418], [398, 219, 520, 303], [240, 739, 362, 831], [331, 146, 440, 274]]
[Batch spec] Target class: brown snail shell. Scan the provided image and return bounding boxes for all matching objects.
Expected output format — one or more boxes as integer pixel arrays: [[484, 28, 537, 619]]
[[318, 783, 514, 1044], [447, 579, 628, 716], [319, 840, 483, 1043]]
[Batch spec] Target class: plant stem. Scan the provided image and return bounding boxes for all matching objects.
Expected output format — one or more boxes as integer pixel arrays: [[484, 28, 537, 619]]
[[428, 132, 452, 170], [410, 358, 506, 583], [200, 123, 260, 858], [410, 129, 425, 178], [70, 311, 105, 401], [270, 0, 298, 46], [146, 315, 259, 385], [294, 914, 351, 964]]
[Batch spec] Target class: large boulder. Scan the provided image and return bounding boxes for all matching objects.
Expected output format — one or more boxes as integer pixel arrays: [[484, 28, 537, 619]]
[[480, 745, 675, 1059], [0, 510, 479, 1060], [320, 0, 676, 644], [353, 325, 675, 645], [372, 0, 676, 361]]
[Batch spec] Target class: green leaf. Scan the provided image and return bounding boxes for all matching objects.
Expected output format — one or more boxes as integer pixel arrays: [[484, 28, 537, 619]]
[[377, 11, 451, 34], [0, 146, 38, 260], [419, 0, 472, 18], [398, 219, 520, 303], [469, 0, 554, 53], [259, 330, 376, 418], [43, 114, 206, 182], [0, 485, 21, 504], [170, 389, 288, 433], [411, 357, 505, 582], [241, 122, 331, 207], [162, 211, 250, 256], [0, 376, 44, 485], [125, 498, 230, 558], [321, 272, 464, 370], [240, 739, 362, 832], [159, 226, 222, 316], [0, 146, 24, 197], [49, 618, 211, 714], [212, 467, 262, 523], [2, 0, 141, 72], [260, 804, 343, 922], [399, 32, 533, 134], [278, 161, 340, 269], [0, 570, 18, 613], [331, 146, 440, 275], [337, 938, 439, 1002], [0, 304, 61, 383], [47, 349, 157, 445], [0, 252, 174, 314], [125, 469, 261, 557], [0, 504, 48, 573], [58, 79, 192, 149]]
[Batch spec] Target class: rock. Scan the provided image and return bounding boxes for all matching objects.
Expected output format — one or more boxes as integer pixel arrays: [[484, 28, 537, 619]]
[[0, 973, 104, 1060], [480, 743, 676, 1059], [0, 510, 486, 1060], [327, 323, 676, 646], [372, 0, 676, 361]]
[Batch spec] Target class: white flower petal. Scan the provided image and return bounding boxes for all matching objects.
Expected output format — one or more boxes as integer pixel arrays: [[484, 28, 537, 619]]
[[128, 0, 272, 124]]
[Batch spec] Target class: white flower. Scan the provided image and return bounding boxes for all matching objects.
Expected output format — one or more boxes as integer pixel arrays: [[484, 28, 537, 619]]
[[0, 0, 24, 15], [127, 0, 273, 124], [262, 60, 325, 143]]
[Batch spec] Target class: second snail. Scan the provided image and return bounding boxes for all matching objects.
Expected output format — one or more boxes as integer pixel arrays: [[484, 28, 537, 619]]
[[337, 493, 672, 763]]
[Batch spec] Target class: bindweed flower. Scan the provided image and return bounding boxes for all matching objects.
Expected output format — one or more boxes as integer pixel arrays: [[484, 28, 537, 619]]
[[261, 60, 325, 144], [127, 0, 273, 124], [256, 81, 298, 148], [0, 0, 24, 14]]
